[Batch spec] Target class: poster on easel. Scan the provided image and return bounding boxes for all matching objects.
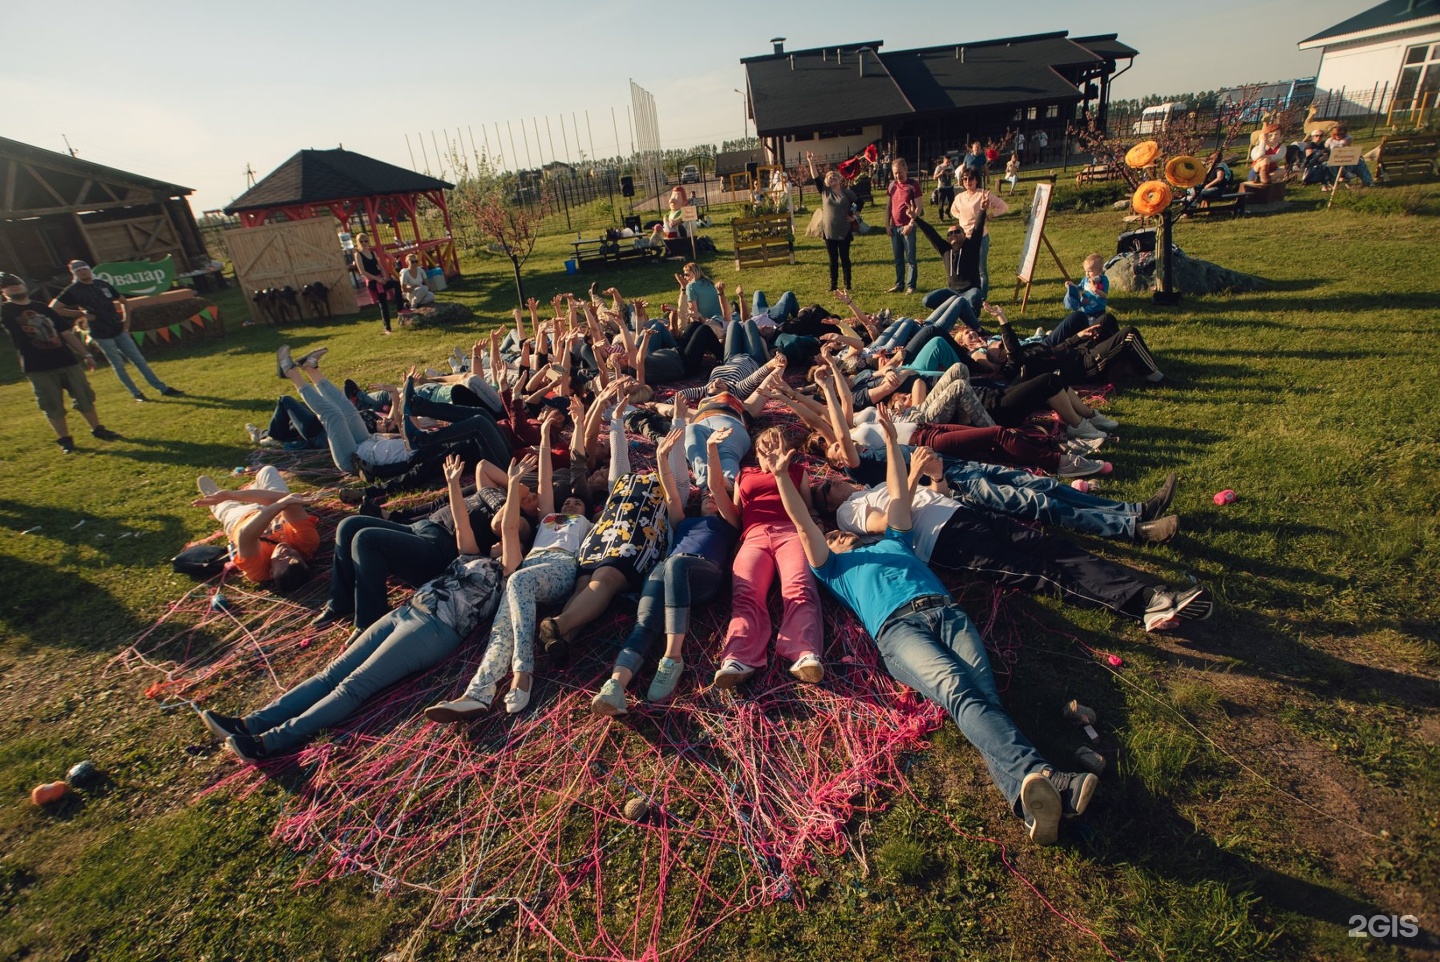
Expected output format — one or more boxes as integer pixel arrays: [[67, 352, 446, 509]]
[[1013, 182, 1068, 312]]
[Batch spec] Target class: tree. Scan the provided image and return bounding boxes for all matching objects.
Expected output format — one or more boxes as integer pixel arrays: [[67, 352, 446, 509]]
[[454, 186, 549, 306]]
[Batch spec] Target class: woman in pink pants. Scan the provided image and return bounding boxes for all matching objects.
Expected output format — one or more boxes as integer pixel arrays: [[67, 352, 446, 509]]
[[705, 426, 825, 688]]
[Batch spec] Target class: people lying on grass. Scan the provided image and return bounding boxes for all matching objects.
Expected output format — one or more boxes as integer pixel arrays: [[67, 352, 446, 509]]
[[276, 348, 513, 484], [425, 413, 596, 719], [536, 380, 681, 663], [312, 442, 548, 633], [785, 362, 1106, 481], [192, 465, 319, 590], [201, 454, 522, 762], [770, 409, 1098, 845], [591, 426, 740, 715], [823, 456, 1206, 632], [804, 372, 1180, 543], [702, 425, 826, 691], [1062, 254, 1110, 318], [979, 302, 1164, 390]]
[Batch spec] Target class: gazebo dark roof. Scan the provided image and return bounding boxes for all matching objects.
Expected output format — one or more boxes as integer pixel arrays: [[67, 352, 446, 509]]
[[1300, 0, 1440, 46], [225, 148, 453, 214]]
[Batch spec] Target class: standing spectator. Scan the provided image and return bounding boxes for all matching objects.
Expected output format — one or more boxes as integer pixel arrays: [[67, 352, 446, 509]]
[[353, 233, 401, 334], [1034, 130, 1049, 164], [885, 158, 923, 294], [1, 272, 121, 454], [1014, 131, 1027, 164], [932, 155, 956, 221], [51, 260, 183, 402], [961, 141, 986, 187], [807, 151, 858, 292]]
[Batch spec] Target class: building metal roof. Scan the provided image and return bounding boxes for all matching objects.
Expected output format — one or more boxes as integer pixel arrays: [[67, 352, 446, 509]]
[[0, 135, 192, 201], [1300, 0, 1440, 48]]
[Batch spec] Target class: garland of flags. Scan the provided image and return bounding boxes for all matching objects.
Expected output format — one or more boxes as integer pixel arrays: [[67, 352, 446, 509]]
[[123, 305, 219, 347]]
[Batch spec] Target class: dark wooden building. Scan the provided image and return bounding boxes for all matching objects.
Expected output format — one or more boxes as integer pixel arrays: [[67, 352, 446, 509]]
[[0, 136, 209, 293], [741, 32, 1137, 167]]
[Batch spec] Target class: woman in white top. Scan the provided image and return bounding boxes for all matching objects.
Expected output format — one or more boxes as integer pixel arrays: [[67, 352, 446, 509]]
[[399, 253, 435, 308], [426, 411, 592, 718]]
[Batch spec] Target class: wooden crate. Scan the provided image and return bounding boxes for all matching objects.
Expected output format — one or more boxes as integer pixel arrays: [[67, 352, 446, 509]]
[[223, 220, 357, 318], [731, 213, 794, 270]]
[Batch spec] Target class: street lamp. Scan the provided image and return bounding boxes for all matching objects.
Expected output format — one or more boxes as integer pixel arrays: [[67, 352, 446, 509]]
[[733, 89, 748, 142]]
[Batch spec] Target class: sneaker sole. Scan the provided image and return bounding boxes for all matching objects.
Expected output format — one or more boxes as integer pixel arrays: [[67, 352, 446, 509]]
[[224, 735, 265, 764], [790, 664, 825, 683], [423, 704, 491, 723], [1021, 772, 1062, 845], [712, 669, 754, 691], [1174, 589, 1213, 621], [590, 695, 628, 717], [200, 710, 242, 740], [1065, 773, 1098, 818], [1144, 612, 1180, 633]]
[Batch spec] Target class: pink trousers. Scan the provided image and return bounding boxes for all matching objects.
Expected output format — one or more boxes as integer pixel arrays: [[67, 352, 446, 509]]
[[721, 523, 824, 668]]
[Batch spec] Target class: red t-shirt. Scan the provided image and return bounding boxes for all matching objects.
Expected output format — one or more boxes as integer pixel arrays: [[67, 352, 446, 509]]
[[736, 463, 805, 529], [887, 179, 921, 228], [229, 513, 321, 583]]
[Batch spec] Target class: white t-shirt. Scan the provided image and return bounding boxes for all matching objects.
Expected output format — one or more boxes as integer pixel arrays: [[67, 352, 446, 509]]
[[532, 513, 593, 555], [356, 436, 410, 466], [851, 409, 918, 448], [835, 484, 958, 563]]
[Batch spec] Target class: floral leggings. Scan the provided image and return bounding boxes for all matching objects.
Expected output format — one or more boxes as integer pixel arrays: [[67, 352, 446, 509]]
[[463, 550, 578, 700]]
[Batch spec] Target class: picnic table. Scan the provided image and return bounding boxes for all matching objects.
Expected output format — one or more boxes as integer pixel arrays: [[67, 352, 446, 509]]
[[570, 237, 664, 272]]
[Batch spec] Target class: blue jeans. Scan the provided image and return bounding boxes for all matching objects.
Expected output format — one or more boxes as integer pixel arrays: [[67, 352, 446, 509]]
[[1045, 310, 1096, 348], [723, 318, 770, 363], [299, 379, 374, 473], [876, 603, 1048, 808], [642, 318, 678, 350], [920, 291, 983, 332], [943, 458, 1141, 538], [245, 604, 461, 753], [869, 318, 920, 354], [977, 234, 991, 302], [93, 334, 168, 397], [686, 413, 750, 488], [613, 554, 724, 674], [890, 229, 918, 288], [268, 395, 324, 446], [329, 516, 457, 630], [748, 289, 798, 322]]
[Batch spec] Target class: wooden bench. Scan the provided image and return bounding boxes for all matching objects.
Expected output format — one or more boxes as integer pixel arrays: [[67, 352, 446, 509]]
[[572, 239, 664, 272], [1004, 172, 1059, 194], [1375, 134, 1439, 183], [1183, 191, 1247, 217], [731, 213, 794, 270], [1075, 165, 1125, 186]]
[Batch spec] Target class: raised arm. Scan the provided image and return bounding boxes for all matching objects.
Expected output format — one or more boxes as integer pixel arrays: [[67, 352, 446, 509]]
[[820, 377, 859, 468], [499, 454, 538, 575], [536, 409, 560, 517], [231, 493, 310, 560], [911, 210, 949, 257], [878, 409, 914, 532], [705, 427, 741, 526], [767, 447, 829, 568], [655, 427, 688, 526], [442, 454, 484, 558]]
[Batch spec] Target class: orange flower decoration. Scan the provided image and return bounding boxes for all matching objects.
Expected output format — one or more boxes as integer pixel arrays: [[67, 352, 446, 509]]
[[1165, 155, 1206, 188], [1125, 140, 1159, 169], [1132, 180, 1174, 216]]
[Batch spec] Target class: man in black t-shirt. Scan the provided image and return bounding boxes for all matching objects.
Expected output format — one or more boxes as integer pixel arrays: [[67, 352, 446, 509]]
[[1, 272, 121, 454], [50, 260, 183, 402]]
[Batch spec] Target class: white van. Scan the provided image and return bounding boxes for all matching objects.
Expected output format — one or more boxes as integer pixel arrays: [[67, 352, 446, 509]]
[[1132, 102, 1190, 135]]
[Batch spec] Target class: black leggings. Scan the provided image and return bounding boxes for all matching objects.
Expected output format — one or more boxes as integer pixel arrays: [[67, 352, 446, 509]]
[[367, 279, 404, 330], [677, 321, 724, 376], [824, 236, 853, 291], [976, 371, 1066, 427]]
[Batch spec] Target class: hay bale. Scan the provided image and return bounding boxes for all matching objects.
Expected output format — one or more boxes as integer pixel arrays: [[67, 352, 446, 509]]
[[1105, 251, 1266, 295], [405, 302, 473, 329]]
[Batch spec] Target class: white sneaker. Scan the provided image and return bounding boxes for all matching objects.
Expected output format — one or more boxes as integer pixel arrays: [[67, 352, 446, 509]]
[[1088, 412, 1120, 430], [712, 658, 754, 690], [646, 657, 685, 702], [1066, 420, 1107, 441], [789, 652, 824, 683], [244, 423, 263, 445], [1058, 454, 1105, 478], [196, 474, 220, 497]]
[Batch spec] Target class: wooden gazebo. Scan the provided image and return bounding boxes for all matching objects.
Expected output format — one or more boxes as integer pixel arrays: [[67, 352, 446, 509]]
[[224, 148, 459, 278]]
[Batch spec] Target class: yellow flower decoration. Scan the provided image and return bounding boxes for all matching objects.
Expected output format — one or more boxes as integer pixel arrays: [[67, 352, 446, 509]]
[[1165, 155, 1206, 189], [1131, 180, 1174, 216], [1125, 141, 1159, 169]]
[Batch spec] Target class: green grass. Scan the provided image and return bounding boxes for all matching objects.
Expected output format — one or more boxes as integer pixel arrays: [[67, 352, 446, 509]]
[[2, 180, 1438, 961]]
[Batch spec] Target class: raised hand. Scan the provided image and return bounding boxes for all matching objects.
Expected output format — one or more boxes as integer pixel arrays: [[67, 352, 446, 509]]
[[508, 453, 539, 481], [707, 425, 732, 449], [876, 406, 899, 444], [657, 427, 683, 459], [442, 454, 466, 484], [526, 297, 540, 312]]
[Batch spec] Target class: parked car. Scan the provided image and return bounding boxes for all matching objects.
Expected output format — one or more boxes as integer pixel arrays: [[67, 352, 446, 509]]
[[680, 164, 701, 184], [1132, 102, 1190, 135]]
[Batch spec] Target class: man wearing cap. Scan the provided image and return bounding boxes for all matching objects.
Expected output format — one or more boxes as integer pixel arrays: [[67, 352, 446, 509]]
[[50, 260, 183, 402], [0, 272, 122, 453]]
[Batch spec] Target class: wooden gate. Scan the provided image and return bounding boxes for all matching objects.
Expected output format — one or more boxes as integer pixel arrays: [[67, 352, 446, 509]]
[[223, 220, 357, 316]]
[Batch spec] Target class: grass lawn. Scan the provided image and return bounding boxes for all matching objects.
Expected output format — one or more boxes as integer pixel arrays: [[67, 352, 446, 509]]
[[1, 178, 1437, 962]]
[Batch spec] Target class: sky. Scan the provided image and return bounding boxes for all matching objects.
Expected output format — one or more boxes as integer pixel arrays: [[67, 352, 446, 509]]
[[3, 0, 1363, 215]]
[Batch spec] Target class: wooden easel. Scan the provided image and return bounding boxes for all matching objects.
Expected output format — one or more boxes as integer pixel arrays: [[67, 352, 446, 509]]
[[1012, 181, 1068, 312]]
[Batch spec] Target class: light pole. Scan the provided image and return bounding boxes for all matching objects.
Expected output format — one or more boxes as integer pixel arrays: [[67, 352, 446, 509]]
[[733, 89, 748, 143]]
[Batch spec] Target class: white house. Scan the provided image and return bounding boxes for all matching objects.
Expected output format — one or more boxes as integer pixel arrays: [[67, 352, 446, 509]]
[[1299, 0, 1440, 116]]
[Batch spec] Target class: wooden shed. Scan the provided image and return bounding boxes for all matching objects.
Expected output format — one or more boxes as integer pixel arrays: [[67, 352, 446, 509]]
[[223, 148, 458, 281], [0, 136, 209, 296]]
